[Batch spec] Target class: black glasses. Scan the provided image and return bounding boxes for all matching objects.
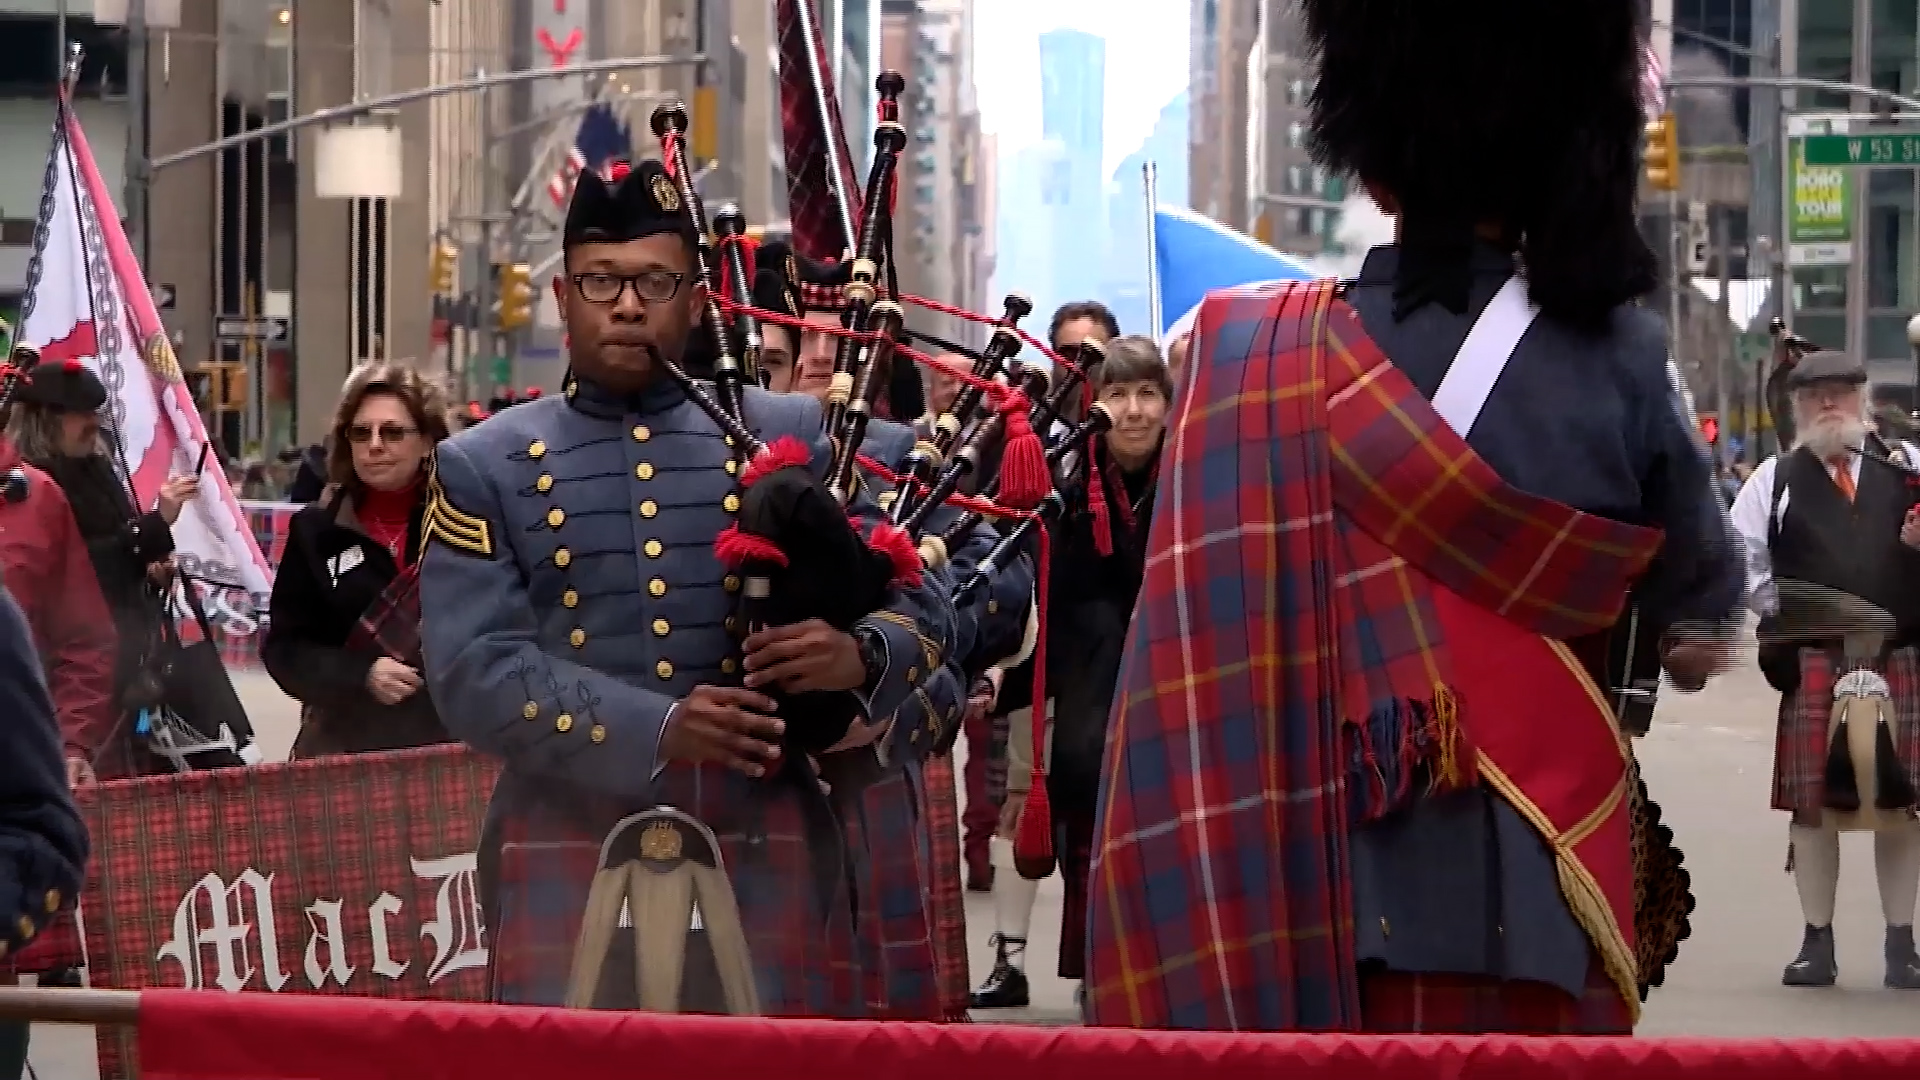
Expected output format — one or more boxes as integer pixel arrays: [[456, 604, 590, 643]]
[[346, 422, 419, 445], [572, 271, 683, 305]]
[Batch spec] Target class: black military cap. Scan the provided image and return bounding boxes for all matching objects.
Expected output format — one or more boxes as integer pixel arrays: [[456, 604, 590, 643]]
[[16, 359, 106, 413], [563, 158, 698, 249], [1784, 350, 1868, 391], [750, 239, 804, 320]]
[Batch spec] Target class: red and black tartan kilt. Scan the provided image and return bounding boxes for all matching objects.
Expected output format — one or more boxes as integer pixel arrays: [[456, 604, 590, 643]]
[[3, 911, 83, 976], [921, 754, 971, 1019], [1772, 646, 1920, 815], [1358, 945, 1632, 1035]]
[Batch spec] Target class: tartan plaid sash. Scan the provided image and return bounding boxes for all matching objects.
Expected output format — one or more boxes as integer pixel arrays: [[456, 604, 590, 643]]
[[350, 562, 423, 666], [775, 0, 863, 260], [1085, 281, 1663, 1031]]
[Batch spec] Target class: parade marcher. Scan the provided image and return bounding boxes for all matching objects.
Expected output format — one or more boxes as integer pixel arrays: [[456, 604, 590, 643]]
[[263, 361, 454, 758], [7, 358, 202, 778], [1085, 0, 1742, 1033], [973, 299, 1120, 1009], [0, 585, 88, 1080], [1728, 350, 1920, 990], [418, 160, 962, 1017]]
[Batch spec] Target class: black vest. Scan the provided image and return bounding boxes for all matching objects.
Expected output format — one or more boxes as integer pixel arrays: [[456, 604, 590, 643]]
[[1772, 446, 1920, 637]]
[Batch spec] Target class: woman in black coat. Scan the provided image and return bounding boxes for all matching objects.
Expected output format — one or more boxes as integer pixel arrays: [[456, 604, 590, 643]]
[[264, 362, 453, 758]]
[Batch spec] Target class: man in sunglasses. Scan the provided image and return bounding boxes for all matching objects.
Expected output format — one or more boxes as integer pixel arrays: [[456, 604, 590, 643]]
[[417, 158, 962, 1018]]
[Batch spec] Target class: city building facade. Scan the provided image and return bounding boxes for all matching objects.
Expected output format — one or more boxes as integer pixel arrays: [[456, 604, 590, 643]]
[[1037, 27, 1104, 314], [1254, 1, 1343, 256], [1187, 0, 1258, 232]]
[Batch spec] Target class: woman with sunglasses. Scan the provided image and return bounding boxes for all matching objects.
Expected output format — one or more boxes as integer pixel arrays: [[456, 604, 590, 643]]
[[264, 361, 454, 758]]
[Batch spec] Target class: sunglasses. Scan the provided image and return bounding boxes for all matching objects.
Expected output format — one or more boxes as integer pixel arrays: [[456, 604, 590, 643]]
[[345, 422, 419, 445]]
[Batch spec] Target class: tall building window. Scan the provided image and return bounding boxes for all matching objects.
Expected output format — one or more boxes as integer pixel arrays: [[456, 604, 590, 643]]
[[1288, 122, 1304, 149]]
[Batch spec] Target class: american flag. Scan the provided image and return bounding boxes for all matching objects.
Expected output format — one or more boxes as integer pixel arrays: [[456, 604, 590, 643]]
[[546, 102, 633, 208], [1643, 40, 1669, 119]]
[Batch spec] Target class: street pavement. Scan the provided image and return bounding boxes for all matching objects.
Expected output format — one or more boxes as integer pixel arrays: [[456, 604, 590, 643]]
[[25, 654, 1920, 1076]]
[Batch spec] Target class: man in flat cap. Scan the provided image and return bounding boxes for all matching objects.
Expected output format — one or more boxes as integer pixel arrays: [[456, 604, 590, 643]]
[[1730, 349, 1920, 991], [418, 158, 962, 1018]]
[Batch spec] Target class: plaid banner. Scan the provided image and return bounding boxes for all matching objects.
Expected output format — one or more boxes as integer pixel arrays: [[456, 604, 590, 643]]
[[350, 562, 424, 666], [776, 0, 863, 260], [72, 743, 500, 1080]]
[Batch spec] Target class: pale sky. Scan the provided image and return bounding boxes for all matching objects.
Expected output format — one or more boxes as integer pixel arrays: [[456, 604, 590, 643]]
[[972, 0, 1191, 176]]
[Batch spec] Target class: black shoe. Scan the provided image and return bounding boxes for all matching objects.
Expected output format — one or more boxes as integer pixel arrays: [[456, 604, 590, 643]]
[[969, 933, 1030, 1009], [38, 966, 82, 988], [1783, 924, 1838, 987], [1887, 925, 1920, 989]]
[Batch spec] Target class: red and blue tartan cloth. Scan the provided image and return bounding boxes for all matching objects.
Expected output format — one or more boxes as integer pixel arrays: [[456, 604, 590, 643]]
[[1775, 646, 1920, 815], [351, 562, 424, 666], [1086, 281, 1663, 1032], [776, 0, 863, 261]]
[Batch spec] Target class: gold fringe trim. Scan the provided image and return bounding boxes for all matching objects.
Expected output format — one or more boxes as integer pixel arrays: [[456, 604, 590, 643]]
[[1431, 684, 1465, 787]]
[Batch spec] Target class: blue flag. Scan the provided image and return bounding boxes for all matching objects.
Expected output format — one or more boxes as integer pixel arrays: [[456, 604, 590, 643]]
[[1155, 204, 1317, 338]]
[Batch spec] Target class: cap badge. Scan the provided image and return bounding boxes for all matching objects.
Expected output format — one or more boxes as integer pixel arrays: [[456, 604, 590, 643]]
[[652, 174, 681, 213]]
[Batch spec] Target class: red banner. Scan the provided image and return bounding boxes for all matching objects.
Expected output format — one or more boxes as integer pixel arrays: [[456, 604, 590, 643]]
[[70, 744, 500, 1079], [135, 990, 1920, 1080]]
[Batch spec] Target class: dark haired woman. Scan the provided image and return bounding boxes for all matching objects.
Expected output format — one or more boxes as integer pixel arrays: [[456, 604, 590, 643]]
[[264, 361, 454, 757]]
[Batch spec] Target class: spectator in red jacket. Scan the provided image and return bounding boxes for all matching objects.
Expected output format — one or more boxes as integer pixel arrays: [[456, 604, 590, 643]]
[[0, 432, 117, 787]]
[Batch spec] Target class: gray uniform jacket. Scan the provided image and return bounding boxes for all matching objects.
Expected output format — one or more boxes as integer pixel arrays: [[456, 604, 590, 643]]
[[1340, 244, 1742, 996], [0, 585, 86, 961]]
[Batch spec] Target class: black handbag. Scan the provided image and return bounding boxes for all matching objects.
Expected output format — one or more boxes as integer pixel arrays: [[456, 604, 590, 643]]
[[150, 578, 257, 770]]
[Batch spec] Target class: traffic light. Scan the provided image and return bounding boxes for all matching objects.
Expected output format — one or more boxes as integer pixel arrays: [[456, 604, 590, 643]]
[[1644, 111, 1680, 192], [429, 238, 458, 296], [495, 262, 534, 332], [1698, 413, 1719, 445]]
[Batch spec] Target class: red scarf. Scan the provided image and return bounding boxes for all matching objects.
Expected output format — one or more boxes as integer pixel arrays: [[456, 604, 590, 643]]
[[358, 478, 421, 564]]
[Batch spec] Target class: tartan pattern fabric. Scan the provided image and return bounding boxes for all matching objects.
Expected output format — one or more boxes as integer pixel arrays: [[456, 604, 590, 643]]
[[1087, 281, 1661, 1032], [72, 744, 499, 1080], [1773, 646, 1920, 813], [350, 562, 424, 666], [1357, 946, 1632, 1035], [776, 0, 864, 261], [3, 909, 80, 975], [845, 769, 943, 1019], [490, 756, 937, 1018], [918, 753, 970, 1018]]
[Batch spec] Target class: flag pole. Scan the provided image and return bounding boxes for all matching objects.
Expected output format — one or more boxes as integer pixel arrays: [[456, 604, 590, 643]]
[[1144, 159, 1163, 346]]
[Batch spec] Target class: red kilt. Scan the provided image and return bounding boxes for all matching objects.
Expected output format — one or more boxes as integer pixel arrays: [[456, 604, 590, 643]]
[[1358, 945, 1631, 1034], [1773, 646, 1920, 815], [919, 754, 971, 1019]]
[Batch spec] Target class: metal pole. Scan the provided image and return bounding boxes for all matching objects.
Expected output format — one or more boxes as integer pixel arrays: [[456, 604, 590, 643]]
[[1144, 160, 1163, 345], [125, 0, 148, 267], [147, 55, 706, 173], [1669, 188, 1684, 391], [55, 0, 66, 82], [1664, 74, 1920, 112], [793, 0, 858, 253], [1715, 205, 1734, 466], [476, 70, 496, 407]]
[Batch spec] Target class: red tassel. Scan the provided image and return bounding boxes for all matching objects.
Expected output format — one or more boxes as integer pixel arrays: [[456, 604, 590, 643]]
[[1086, 444, 1115, 558], [607, 159, 632, 182], [995, 395, 1051, 511], [1013, 522, 1054, 864], [742, 434, 813, 488], [714, 524, 789, 569], [62, 358, 82, 373], [866, 521, 924, 587]]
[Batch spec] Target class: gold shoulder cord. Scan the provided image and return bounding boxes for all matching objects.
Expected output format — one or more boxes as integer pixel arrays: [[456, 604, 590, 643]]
[[422, 451, 495, 559]]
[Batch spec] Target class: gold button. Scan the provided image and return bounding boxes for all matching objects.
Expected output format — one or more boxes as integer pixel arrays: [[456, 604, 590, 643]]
[[522, 701, 539, 720], [724, 435, 735, 448], [652, 618, 670, 637], [555, 713, 574, 733], [644, 539, 663, 558], [536, 473, 554, 493], [1380, 917, 1391, 938], [528, 440, 547, 459], [635, 462, 655, 480], [562, 588, 579, 608], [725, 458, 739, 475], [723, 493, 741, 513], [906, 667, 918, 685], [640, 500, 659, 518], [725, 616, 738, 632], [649, 578, 667, 598], [42, 890, 60, 914], [721, 658, 738, 674], [987, 600, 999, 615], [547, 507, 566, 529], [723, 574, 741, 593], [589, 724, 607, 744], [656, 659, 674, 680], [632, 424, 651, 442], [17, 916, 34, 940], [554, 547, 572, 569], [570, 628, 587, 648], [910, 728, 921, 744]]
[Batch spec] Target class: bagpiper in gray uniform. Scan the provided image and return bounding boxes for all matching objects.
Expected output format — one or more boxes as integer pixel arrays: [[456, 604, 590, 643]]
[[418, 159, 963, 1016]]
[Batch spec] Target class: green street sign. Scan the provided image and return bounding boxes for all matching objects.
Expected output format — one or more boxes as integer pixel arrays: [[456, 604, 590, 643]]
[[488, 355, 511, 388], [1802, 132, 1920, 167]]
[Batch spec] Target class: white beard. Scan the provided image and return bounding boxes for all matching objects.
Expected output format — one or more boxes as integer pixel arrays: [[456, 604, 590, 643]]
[[1796, 412, 1868, 460]]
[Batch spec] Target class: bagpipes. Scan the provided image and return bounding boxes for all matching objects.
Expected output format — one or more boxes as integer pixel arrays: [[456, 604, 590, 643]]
[[1766, 316, 1822, 451]]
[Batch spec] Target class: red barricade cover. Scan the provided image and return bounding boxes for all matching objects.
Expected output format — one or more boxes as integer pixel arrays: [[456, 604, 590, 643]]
[[136, 989, 1920, 1080]]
